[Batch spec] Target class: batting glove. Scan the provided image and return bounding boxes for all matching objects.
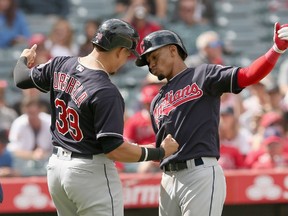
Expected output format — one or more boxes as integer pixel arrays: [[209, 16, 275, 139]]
[[273, 22, 288, 54]]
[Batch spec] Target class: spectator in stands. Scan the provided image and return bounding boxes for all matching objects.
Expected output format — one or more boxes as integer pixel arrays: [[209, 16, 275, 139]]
[[0, 80, 18, 132], [115, 0, 167, 21], [122, 0, 162, 59], [28, 33, 51, 66], [16, 0, 70, 18], [256, 75, 285, 113], [200, 0, 217, 26], [7, 97, 52, 176], [250, 136, 288, 169], [267, 83, 286, 114], [185, 30, 224, 67], [0, 128, 20, 177], [240, 77, 274, 134], [165, 0, 213, 55], [45, 18, 78, 58], [78, 19, 101, 57], [115, 0, 130, 13], [218, 142, 245, 170], [250, 111, 284, 151], [124, 84, 163, 173], [148, 0, 168, 21], [124, 84, 161, 145], [244, 123, 286, 169], [219, 106, 252, 157], [12, 88, 50, 115], [220, 93, 244, 120], [0, 0, 31, 48]]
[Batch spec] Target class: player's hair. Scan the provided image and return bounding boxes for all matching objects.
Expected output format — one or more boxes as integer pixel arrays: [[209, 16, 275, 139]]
[[177, 46, 187, 61], [92, 44, 107, 52]]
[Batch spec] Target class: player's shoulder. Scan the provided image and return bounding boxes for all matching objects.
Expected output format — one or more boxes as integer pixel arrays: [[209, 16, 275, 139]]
[[194, 63, 236, 74], [98, 81, 122, 97], [87, 77, 122, 101], [36, 56, 75, 70], [52, 56, 76, 66]]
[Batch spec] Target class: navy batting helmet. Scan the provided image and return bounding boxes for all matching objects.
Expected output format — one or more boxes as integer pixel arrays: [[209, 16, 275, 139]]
[[91, 19, 140, 57], [135, 30, 188, 66]]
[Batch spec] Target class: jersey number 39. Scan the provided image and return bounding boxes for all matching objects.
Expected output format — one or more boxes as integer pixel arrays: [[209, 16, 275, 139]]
[[55, 98, 84, 141]]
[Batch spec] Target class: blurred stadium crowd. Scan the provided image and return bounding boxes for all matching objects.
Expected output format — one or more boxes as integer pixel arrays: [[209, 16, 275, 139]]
[[1, 0, 288, 177]]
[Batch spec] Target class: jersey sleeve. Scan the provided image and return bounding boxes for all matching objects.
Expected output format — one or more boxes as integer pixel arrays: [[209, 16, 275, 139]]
[[200, 64, 243, 96], [91, 88, 125, 153], [31, 56, 70, 93]]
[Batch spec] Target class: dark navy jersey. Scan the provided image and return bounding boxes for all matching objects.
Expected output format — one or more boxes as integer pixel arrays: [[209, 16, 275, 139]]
[[150, 64, 243, 167], [30, 56, 125, 155]]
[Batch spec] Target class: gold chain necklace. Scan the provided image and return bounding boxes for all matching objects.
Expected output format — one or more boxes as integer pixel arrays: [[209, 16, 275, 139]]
[[95, 59, 107, 73]]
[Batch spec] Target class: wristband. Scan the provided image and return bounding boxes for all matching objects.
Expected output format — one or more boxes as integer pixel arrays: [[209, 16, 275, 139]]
[[138, 147, 166, 162], [273, 44, 286, 54], [143, 147, 148, 161], [138, 147, 146, 161]]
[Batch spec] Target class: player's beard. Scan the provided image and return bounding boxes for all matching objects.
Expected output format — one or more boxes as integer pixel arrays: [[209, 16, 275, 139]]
[[157, 74, 165, 81], [149, 68, 165, 81]]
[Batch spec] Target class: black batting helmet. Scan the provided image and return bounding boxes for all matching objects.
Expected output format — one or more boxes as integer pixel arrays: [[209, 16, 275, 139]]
[[135, 30, 188, 66], [91, 19, 140, 57]]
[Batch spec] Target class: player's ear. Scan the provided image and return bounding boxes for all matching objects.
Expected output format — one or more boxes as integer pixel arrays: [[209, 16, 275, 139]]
[[169, 45, 178, 57], [115, 47, 126, 58]]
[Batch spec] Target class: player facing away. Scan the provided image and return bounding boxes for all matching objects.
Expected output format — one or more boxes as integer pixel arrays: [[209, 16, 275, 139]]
[[135, 23, 288, 216], [13, 18, 179, 216]]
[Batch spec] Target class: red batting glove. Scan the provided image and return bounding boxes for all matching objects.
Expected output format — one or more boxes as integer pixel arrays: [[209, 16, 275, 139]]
[[273, 22, 288, 53]]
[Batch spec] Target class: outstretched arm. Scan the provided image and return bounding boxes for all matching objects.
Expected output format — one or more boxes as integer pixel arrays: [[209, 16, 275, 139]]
[[237, 22, 288, 88], [13, 44, 37, 89]]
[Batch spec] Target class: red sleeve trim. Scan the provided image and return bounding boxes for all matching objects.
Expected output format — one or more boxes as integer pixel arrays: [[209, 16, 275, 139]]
[[237, 48, 281, 88]]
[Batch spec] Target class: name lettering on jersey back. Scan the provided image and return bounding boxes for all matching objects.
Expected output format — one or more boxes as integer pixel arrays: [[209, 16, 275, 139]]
[[53, 72, 88, 107], [153, 83, 203, 126]]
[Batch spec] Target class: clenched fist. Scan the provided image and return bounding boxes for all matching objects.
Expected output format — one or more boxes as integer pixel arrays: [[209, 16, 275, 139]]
[[160, 134, 179, 158], [273, 22, 288, 53], [20, 44, 37, 68]]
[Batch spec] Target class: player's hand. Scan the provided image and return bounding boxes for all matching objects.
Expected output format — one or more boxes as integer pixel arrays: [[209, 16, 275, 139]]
[[20, 44, 37, 68], [273, 22, 288, 53], [160, 134, 179, 158]]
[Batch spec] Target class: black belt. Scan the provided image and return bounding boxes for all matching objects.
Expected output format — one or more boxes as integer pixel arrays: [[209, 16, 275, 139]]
[[162, 158, 204, 172], [53, 146, 93, 160]]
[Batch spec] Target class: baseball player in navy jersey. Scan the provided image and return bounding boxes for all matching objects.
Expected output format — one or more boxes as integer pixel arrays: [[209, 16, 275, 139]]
[[13, 18, 179, 216], [135, 23, 288, 216]]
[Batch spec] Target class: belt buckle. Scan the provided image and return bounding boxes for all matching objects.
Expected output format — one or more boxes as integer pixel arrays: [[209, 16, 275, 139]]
[[58, 148, 72, 161]]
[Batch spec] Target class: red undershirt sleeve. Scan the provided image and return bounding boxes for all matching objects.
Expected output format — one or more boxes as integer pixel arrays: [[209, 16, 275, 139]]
[[237, 48, 281, 88]]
